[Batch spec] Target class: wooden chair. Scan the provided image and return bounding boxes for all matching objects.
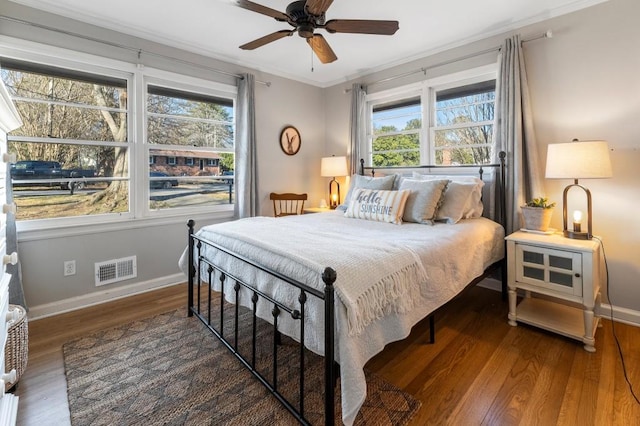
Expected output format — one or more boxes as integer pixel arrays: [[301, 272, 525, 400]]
[[270, 193, 307, 217]]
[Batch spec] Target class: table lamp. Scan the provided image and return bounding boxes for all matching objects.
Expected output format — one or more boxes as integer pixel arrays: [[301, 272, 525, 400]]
[[545, 139, 612, 239], [320, 156, 348, 209]]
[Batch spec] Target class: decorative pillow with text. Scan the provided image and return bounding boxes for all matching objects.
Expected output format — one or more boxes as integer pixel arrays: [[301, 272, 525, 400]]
[[344, 189, 410, 224], [338, 174, 398, 211]]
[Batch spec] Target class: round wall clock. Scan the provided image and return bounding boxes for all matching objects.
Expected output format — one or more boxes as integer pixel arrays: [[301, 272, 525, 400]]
[[279, 125, 301, 156]]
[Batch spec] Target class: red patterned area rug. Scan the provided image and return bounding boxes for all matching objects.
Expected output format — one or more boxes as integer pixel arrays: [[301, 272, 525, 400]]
[[63, 308, 420, 425]]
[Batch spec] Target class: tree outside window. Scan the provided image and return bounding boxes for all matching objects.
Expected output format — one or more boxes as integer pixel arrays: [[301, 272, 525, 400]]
[[433, 81, 495, 165], [368, 77, 496, 167], [1, 60, 129, 221]]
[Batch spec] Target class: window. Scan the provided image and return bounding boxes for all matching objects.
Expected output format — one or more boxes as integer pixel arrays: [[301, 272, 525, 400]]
[[433, 81, 495, 165], [367, 66, 496, 167], [1, 45, 237, 227], [371, 97, 421, 167], [146, 84, 235, 211], [1, 59, 130, 221]]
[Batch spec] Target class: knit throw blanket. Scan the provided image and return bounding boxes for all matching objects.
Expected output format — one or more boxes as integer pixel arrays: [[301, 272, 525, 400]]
[[198, 216, 427, 336]]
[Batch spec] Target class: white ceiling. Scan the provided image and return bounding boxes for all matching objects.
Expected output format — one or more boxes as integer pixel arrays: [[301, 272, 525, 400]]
[[9, 0, 606, 87]]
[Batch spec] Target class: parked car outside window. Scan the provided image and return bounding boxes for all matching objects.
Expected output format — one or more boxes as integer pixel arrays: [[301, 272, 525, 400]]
[[221, 171, 234, 184], [150, 171, 178, 189]]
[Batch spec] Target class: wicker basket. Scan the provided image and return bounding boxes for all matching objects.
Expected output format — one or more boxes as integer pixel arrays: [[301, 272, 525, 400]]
[[5, 304, 28, 392]]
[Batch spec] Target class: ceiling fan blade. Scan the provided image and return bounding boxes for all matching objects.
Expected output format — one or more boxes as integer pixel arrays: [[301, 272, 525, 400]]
[[324, 19, 399, 35], [235, 0, 288, 22], [305, 0, 334, 16], [240, 30, 294, 50], [307, 34, 337, 64]]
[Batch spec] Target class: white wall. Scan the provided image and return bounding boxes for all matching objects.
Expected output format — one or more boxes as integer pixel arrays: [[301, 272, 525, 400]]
[[525, 0, 640, 318], [323, 0, 640, 321], [254, 74, 326, 214]]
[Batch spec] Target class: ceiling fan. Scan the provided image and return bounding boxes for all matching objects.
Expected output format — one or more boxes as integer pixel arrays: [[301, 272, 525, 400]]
[[235, 0, 399, 64]]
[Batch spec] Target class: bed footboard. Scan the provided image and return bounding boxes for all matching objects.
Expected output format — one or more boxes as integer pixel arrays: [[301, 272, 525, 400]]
[[187, 220, 337, 425]]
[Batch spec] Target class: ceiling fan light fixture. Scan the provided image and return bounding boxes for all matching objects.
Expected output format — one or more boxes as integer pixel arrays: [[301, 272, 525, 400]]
[[298, 25, 315, 39]]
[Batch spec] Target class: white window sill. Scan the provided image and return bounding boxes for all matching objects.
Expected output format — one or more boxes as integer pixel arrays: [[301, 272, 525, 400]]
[[16, 207, 234, 242]]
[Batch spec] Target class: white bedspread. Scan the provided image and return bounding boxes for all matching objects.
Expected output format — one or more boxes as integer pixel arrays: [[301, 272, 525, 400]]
[[179, 211, 504, 425]]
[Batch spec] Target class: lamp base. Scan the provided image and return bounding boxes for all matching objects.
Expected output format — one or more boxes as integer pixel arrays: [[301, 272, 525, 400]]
[[563, 229, 591, 240], [328, 178, 340, 210]]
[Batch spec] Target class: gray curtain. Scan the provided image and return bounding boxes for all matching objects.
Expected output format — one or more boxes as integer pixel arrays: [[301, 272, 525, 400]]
[[494, 34, 544, 234], [234, 73, 258, 218], [348, 84, 367, 175]]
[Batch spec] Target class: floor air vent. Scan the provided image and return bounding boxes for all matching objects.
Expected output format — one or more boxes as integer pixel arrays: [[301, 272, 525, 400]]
[[95, 256, 137, 286]]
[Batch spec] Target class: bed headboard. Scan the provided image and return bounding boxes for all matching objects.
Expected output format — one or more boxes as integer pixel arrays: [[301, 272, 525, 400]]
[[358, 151, 506, 228]]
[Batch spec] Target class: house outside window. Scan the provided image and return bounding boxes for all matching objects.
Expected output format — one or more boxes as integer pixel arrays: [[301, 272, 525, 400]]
[[366, 65, 497, 167], [167, 156, 177, 165], [186, 157, 194, 166]]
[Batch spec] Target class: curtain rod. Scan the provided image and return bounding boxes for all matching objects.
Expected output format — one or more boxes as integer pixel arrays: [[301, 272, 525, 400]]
[[345, 30, 553, 92], [0, 15, 272, 87]]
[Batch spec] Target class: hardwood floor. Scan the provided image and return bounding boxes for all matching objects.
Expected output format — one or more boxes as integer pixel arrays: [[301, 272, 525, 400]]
[[13, 284, 640, 425]]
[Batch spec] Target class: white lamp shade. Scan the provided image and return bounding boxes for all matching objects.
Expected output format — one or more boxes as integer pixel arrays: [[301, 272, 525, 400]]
[[545, 140, 612, 179], [320, 156, 348, 177]]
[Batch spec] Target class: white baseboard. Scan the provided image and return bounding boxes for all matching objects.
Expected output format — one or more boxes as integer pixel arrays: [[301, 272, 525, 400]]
[[477, 278, 640, 328], [598, 303, 640, 328], [27, 273, 185, 321], [26, 275, 640, 328]]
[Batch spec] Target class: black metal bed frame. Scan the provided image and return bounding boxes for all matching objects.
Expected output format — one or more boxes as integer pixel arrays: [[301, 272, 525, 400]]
[[186, 152, 507, 425], [187, 222, 337, 425]]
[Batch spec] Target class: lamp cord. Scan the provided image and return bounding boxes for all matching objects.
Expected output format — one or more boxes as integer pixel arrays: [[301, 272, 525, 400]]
[[592, 236, 640, 405]]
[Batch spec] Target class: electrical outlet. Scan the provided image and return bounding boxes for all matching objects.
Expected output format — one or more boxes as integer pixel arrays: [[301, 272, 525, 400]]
[[64, 260, 76, 276]]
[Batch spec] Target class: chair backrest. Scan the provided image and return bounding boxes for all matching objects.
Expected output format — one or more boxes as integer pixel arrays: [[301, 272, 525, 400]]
[[270, 192, 307, 217]]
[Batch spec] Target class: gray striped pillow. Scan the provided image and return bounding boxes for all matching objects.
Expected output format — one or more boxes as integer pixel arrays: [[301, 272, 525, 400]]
[[345, 189, 410, 224]]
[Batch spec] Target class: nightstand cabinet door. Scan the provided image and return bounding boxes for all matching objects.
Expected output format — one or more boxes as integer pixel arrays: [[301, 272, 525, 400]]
[[515, 244, 583, 297]]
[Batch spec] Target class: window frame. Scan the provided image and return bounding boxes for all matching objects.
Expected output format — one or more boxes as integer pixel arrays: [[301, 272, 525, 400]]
[[142, 73, 237, 218], [364, 64, 497, 167], [0, 36, 237, 234]]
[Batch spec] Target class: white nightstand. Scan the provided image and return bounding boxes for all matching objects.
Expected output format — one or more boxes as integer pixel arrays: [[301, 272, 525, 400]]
[[505, 231, 604, 352]]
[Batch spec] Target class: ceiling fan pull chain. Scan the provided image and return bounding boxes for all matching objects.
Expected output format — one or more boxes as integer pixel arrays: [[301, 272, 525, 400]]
[[311, 47, 314, 72]]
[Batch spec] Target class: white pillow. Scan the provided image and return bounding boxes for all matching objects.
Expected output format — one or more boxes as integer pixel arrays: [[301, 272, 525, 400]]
[[339, 174, 398, 211], [411, 172, 485, 220], [344, 188, 410, 224], [398, 179, 449, 224], [436, 181, 479, 223]]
